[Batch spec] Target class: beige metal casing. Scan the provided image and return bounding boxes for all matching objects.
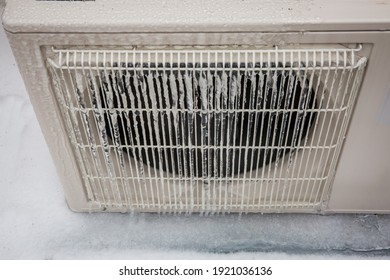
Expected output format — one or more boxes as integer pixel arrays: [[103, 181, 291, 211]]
[[2, 0, 390, 213]]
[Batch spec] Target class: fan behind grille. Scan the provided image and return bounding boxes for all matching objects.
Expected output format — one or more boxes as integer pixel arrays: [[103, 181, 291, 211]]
[[100, 67, 317, 178]]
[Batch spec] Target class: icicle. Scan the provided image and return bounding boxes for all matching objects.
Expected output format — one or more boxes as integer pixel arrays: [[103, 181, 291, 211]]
[[124, 71, 145, 208], [207, 71, 216, 212], [227, 75, 237, 177], [220, 71, 229, 213], [169, 72, 182, 209], [86, 68, 111, 205], [214, 72, 222, 210], [74, 72, 94, 149], [184, 73, 195, 211], [159, 73, 172, 209], [199, 71, 210, 211], [133, 73, 155, 207], [101, 70, 122, 206], [177, 71, 188, 210], [147, 74, 163, 165]]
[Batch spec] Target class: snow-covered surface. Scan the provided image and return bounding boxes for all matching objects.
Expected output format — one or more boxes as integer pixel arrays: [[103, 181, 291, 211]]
[[1, 24, 390, 259], [4, 0, 390, 34]]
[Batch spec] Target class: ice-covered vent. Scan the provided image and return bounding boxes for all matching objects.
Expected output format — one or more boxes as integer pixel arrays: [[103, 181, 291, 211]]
[[47, 46, 366, 213]]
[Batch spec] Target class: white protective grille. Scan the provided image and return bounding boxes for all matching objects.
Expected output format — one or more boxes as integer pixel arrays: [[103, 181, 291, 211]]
[[47, 45, 367, 213]]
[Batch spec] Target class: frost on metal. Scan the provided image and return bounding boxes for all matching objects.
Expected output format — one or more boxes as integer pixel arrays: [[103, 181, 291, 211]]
[[47, 46, 366, 213]]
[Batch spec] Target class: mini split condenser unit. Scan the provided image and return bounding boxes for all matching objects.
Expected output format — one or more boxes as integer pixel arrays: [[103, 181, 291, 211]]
[[2, 0, 390, 213]]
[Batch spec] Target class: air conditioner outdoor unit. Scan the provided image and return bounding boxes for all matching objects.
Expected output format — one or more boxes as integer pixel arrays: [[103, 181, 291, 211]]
[[2, 0, 390, 214]]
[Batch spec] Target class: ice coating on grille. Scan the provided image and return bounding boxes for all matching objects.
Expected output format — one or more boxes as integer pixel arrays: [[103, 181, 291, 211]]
[[47, 47, 367, 213]]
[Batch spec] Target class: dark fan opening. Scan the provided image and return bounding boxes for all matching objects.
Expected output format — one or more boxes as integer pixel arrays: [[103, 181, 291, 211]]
[[99, 67, 317, 178]]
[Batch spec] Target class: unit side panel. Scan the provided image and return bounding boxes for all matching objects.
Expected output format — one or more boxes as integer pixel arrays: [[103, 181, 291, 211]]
[[5, 32, 91, 211], [326, 35, 390, 213]]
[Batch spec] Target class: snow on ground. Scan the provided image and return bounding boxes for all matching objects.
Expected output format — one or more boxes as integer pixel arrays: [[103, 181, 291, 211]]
[[1, 22, 390, 260]]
